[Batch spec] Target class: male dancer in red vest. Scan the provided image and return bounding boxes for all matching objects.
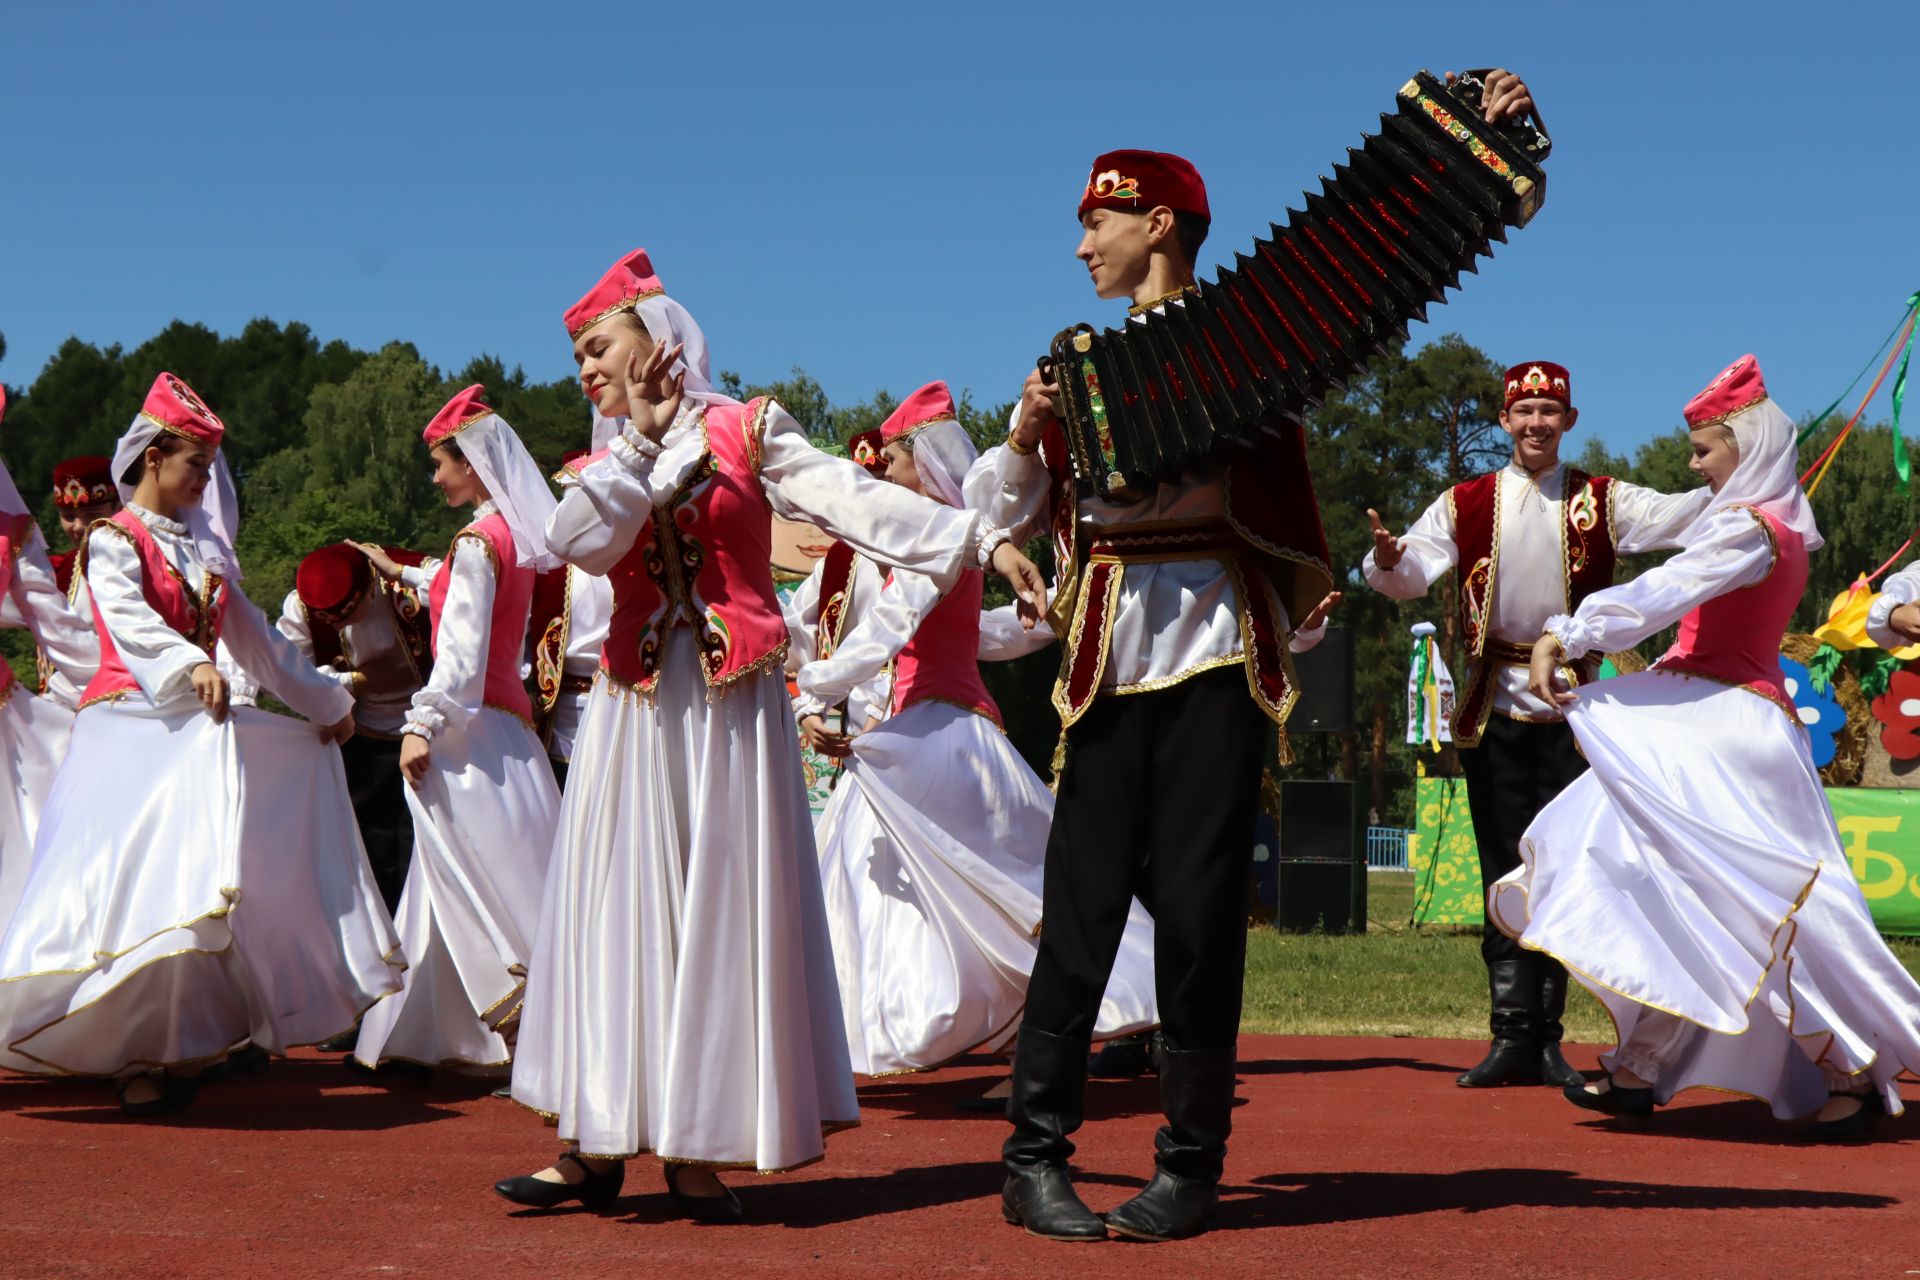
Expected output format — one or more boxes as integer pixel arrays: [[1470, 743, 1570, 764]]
[[1364, 361, 1707, 1089]]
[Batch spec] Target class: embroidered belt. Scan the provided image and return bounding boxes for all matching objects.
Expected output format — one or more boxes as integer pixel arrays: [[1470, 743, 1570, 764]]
[[1087, 520, 1240, 565], [1052, 519, 1295, 741]]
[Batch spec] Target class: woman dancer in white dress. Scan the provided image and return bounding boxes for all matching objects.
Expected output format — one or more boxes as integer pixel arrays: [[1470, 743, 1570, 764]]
[[1493, 355, 1920, 1139], [497, 249, 1045, 1218], [0, 388, 100, 921], [0, 372, 403, 1114], [350, 387, 562, 1072], [794, 382, 1161, 1081]]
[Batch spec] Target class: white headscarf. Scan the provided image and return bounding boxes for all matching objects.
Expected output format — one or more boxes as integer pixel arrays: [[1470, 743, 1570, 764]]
[[454, 413, 561, 571], [635, 293, 742, 411], [109, 415, 246, 581], [1685, 394, 1823, 553], [589, 404, 618, 453], [902, 418, 978, 510]]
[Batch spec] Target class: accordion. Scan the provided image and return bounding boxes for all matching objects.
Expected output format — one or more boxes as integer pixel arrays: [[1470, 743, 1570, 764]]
[[1043, 70, 1551, 502]]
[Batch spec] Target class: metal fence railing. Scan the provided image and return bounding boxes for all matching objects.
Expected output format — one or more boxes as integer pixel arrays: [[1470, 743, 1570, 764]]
[[1364, 826, 1410, 872]]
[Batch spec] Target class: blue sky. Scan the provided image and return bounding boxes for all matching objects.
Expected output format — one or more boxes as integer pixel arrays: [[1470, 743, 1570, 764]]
[[4, 1, 1916, 456]]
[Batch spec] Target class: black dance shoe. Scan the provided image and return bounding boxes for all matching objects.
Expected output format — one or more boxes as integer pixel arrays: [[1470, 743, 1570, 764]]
[[1457, 1038, 1541, 1088], [1538, 1043, 1586, 1090], [1104, 1168, 1218, 1243], [1563, 1076, 1655, 1119], [1801, 1090, 1885, 1143], [1001, 1165, 1107, 1241], [664, 1163, 745, 1223], [315, 1028, 360, 1054], [493, 1152, 625, 1210], [118, 1072, 200, 1118], [1087, 1034, 1155, 1079]]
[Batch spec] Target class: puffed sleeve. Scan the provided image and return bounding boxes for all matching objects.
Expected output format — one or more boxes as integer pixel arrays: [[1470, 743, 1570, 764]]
[[542, 429, 679, 573], [783, 559, 827, 675], [6, 526, 99, 706], [963, 407, 1052, 542], [218, 583, 354, 723], [1289, 616, 1328, 654], [757, 400, 985, 593], [794, 570, 941, 719], [1362, 490, 1457, 599], [274, 590, 356, 689], [1612, 482, 1714, 554], [399, 559, 442, 590], [84, 524, 214, 706], [403, 534, 495, 740], [1547, 506, 1778, 660], [978, 602, 1057, 660], [1867, 563, 1920, 649]]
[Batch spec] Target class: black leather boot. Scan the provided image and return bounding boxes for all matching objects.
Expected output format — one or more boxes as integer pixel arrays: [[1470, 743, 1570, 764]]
[[1535, 961, 1584, 1089], [1457, 959, 1541, 1087], [1105, 1045, 1233, 1242], [1002, 1025, 1106, 1241]]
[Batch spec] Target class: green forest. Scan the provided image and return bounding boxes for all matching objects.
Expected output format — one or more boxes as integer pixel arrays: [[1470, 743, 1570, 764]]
[[3, 321, 1915, 827]]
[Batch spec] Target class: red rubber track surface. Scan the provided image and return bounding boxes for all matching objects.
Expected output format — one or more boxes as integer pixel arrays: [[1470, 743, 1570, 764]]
[[0, 1035, 1914, 1278]]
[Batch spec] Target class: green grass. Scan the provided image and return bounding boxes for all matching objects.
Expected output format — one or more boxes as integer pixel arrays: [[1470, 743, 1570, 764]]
[[1240, 872, 1920, 1043]]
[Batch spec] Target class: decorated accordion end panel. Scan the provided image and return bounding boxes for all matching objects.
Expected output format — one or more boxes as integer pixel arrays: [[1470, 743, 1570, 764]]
[[1044, 68, 1551, 503]]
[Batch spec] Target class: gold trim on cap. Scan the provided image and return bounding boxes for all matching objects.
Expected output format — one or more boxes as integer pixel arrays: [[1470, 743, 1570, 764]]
[[567, 287, 666, 339], [1687, 392, 1769, 431]]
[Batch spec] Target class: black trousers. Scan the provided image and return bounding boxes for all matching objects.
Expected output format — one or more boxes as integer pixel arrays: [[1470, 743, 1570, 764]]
[[548, 754, 570, 795], [1457, 715, 1587, 964], [341, 734, 413, 915], [1023, 665, 1268, 1053]]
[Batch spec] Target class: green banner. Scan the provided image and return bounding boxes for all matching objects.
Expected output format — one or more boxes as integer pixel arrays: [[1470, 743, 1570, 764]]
[[1409, 779, 1920, 935]]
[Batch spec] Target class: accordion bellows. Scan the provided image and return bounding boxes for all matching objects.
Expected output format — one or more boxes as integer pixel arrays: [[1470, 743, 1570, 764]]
[[1047, 70, 1552, 501]]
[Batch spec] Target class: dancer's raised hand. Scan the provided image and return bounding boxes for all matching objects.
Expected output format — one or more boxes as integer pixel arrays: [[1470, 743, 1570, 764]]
[[1367, 509, 1404, 570], [624, 341, 687, 442]]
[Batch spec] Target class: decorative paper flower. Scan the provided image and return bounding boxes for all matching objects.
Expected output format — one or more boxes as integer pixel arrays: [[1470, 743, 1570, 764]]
[[1813, 582, 1920, 660], [1871, 669, 1920, 761], [1781, 656, 1847, 767]]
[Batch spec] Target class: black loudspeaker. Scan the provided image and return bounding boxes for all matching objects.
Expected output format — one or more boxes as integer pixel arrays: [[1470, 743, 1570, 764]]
[[1288, 625, 1353, 734], [1275, 779, 1365, 934]]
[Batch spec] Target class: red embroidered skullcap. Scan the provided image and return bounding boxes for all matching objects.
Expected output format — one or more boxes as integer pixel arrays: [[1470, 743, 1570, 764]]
[[1683, 355, 1768, 429], [880, 381, 958, 444], [565, 248, 666, 339], [1503, 361, 1572, 411], [847, 428, 886, 476], [1078, 150, 1210, 222], [52, 456, 117, 509], [295, 542, 374, 616], [140, 372, 226, 448], [424, 384, 492, 447]]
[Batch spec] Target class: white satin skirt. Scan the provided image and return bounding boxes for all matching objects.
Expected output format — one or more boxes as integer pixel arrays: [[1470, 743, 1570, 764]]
[[0, 684, 71, 929], [0, 701, 404, 1077], [817, 700, 1158, 1075], [511, 634, 860, 1169], [353, 708, 559, 1069], [1491, 671, 1920, 1117]]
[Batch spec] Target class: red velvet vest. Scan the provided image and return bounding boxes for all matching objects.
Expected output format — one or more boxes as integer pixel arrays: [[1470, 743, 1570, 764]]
[[79, 510, 227, 708], [889, 568, 1002, 726], [599, 398, 792, 694], [814, 541, 860, 661], [1656, 506, 1803, 708], [1041, 419, 1332, 732], [427, 512, 536, 723], [1447, 467, 1617, 745]]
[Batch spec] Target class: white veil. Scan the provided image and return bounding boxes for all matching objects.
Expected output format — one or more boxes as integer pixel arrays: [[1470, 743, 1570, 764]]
[[636, 292, 742, 411], [1682, 395, 1823, 553], [110, 415, 245, 581], [903, 418, 978, 509], [456, 413, 561, 571]]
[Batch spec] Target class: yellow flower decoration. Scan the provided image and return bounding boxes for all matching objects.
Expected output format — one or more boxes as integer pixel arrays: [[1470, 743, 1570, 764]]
[[1814, 581, 1920, 660]]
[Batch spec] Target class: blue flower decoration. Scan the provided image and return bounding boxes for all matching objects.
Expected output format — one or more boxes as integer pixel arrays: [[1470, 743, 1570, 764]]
[[1780, 656, 1846, 767]]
